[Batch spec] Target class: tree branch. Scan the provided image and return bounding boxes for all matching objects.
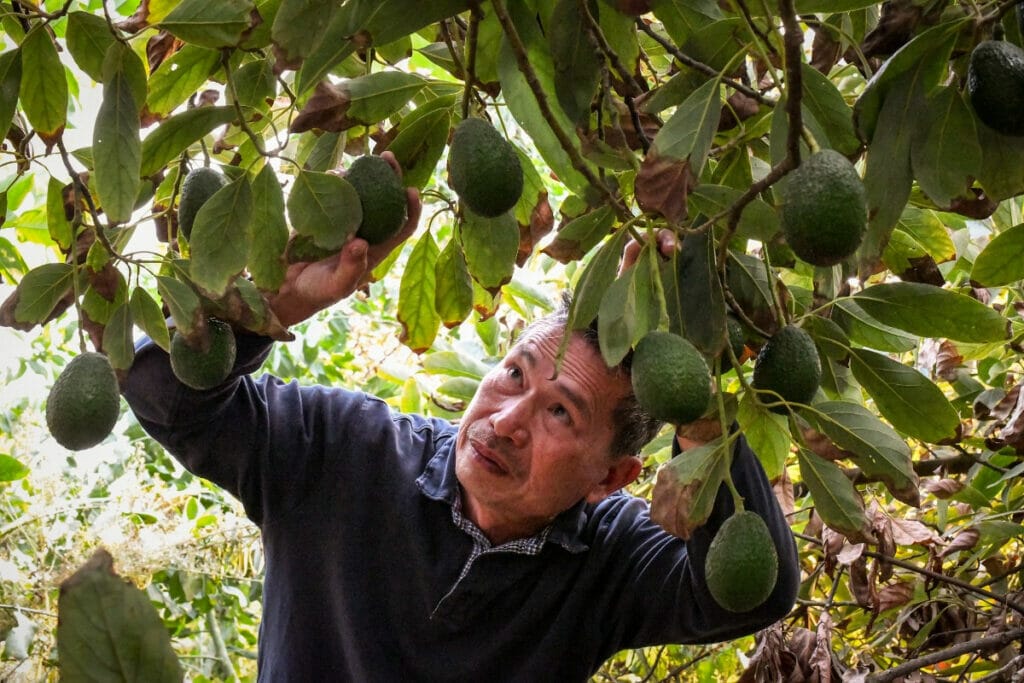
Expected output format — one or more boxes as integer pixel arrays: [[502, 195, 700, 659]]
[[864, 627, 1024, 682]]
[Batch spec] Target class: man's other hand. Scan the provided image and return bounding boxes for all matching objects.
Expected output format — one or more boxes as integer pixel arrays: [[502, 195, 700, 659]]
[[269, 152, 421, 327]]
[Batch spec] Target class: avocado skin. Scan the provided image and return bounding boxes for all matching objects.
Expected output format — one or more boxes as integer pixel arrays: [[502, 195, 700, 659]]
[[752, 324, 822, 413], [345, 155, 408, 245], [448, 118, 524, 218], [45, 352, 121, 451], [967, 40, 1024, 137], [178, 167, 228, 239]]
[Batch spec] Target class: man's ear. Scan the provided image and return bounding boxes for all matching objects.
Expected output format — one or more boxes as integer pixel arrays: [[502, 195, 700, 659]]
[[585, 455, 642, 503]]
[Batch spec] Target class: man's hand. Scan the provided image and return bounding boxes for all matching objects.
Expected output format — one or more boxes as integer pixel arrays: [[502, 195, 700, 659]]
[[268, 152, 422, 327], [619, 228, 677, 276]]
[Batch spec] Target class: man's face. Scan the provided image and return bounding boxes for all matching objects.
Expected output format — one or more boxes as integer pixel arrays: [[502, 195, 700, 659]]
[[454, 324, 640, 543]]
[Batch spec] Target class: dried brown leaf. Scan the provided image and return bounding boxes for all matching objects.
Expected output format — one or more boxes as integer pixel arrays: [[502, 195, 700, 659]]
[[718, 91, 760, 131], [517, 194, 553, 267], [876, 580, 914, 613], [802, 427, 852, 462], [849, 557, 875, 609], [1000, 388, 1024, 452], [836, 542, 865, 566], [935, 340, 964, 381], [811, 612, 833, 683], [145, 31, 181, 74], [115, 0, 151, 33], [938, 526, 980, 560], [922, 478, 964, 500], [635, 150, 694, 225], [290, 81, 353, 134]]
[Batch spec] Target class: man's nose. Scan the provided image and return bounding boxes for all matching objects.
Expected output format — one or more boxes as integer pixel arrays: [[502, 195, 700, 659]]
[[490, 399, 529, 447]]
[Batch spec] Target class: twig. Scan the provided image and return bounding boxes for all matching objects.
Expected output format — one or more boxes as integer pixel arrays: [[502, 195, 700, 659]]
[[489, 0, 625, 216], [461, 6, 481, 121], [206, 610, 241, 683], [635, 20, 774, 106], [864, 627, 1024, 682]]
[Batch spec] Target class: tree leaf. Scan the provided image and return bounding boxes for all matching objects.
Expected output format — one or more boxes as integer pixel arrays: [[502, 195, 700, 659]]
[[674, 227, 726, 356], [66, 11, 116, 83], [0, 49, 22, 141], [800, 62, 860, 156], [46, 177, 72, 251], [93, 45, 142, 225], [422, 350, 491, 380], [140, 106, 239, 178], [247, 164, 288, 292], [852, 282, 1009, 343], [737, 391, 791, 480], [849, 348, 960, 444], [911, 86, 981, 208], [0, 453, 29, 482], [13, 263, 74, 324], [398, 231, 441, 353], [648, 77, 721, 175], [598, 266, 638, 367], [156, 275, 202, 336], [569, 226, 633, 331], [797, 448, 871, 541], [19, 25, 68, 141], [811, 400, 920, 505], [190, 175, 254, 296], [386, 94, 454, 190], [130, 287, 171, 353], [287, 170, 361, 251], [689, 185, 779, 242], [496, 0, 590, 196], [159, 0, 256, 49], [461, 209, 519, 292], [144, 45, 220, 118], [271, 0, 338, 64], [549, 0, 601, 123], [831, 299, 917, 353], [972, 223, 1024, 287], [344, 71, 427, 127], [230, 58, 277, 110], [434, 237, 473, 328], [976, 125, 1024, 202], [102, 303, 135, 371], [651, 437, 729, 540], [541, 204, 615, 263], [57, 549, 183, 682]]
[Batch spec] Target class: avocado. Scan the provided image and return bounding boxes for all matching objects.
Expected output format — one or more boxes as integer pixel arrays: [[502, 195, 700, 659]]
[[170, 319, 237, 391], [447, 118, 524, 218], [631, 330, 712, 425], [705, 510, 779, 613], [752, 324, 821, 413], [45, 352, 121, 451], [967, 40, 1024, 137], [178, 167, 228, 240], [345, 155, 408, 245]]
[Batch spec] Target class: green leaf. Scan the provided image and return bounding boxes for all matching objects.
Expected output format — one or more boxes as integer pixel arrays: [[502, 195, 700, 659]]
[[344, 71, 427, 127], [247, 164, 288, 292], [159, 0, 256, 49], [797, 448, 871, 540], [653, 0, 722, 44], [422, 350, 491, 380], [0, 236, 28, 281], [271, 0, 338, 64], [972, 223, 1024, 287], [549, 0, 601, 123], [145, 45, 220, 118], [66, 11, 116, 83], [737, 392, 790, 480], [14, 263, 74, 324], [82, 268, 128, 326], [156, 275, 202, 336], [190, 175, 254, 296], [812, 400, 920, 505], [801, 314, 851, 361], [976, 125, 1024, 202], [800, 63, 860, 156], [911, 86, 981, 207], [287, 170, 361, 251], [496, 1, 590, 196], [230, 58, 276, 110], [849, 348, 960, 444], [46, 177, 72, 251], [0, 453, 29, 482], [654, 437, 730, 540], [57, 550, 183, 682], [0, 49, 22, 142], [398, 231, 441, 353], [598, 267, 639, 367], [674, 228, 726, 356], [93, 46, 142, 225], [852, 282, 1009, 343], [569, 226, 633, 331], [387, 94, 454, 190], [140, 106, 239, 178], [130, 287, 171, 353], [461, 209, 519, 292], [102, 303, 135, 371], [689, 185, 778, 241], [897, 208, 956, 263], [831, 299, 917, 353], [543, 205, 615, 262], [434, 237, 473, 328], [650, 77, 721, 176], [19, 25, 68, 139]]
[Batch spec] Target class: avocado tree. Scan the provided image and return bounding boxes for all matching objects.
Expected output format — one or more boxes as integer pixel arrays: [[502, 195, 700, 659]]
[[2, 0, 1024, 679]]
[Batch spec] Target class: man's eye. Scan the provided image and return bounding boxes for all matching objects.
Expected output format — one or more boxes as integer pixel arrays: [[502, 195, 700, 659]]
[[507, 366, 522, 381], [551, 404, 571, 423]]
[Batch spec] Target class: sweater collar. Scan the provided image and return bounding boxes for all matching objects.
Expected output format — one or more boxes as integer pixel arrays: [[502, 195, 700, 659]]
[[416, 436, 590, 554]]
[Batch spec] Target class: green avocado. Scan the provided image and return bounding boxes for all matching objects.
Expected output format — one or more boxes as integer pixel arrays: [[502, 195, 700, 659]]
[[752, 324, 821, 413], [779, 149, 867, 267], [45, 352, 121, 451], [170, 319, 237, 391], [448, 118, 524, 218], [177, 166, 228, 240], [967, 40, 1024, 137], [631, 330, 712, 425], [345, 155, 408, 245], [705, 510, 779, 613]]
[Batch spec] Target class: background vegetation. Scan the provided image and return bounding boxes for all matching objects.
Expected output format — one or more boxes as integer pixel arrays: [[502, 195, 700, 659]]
[[2, 0, 1024, 680]]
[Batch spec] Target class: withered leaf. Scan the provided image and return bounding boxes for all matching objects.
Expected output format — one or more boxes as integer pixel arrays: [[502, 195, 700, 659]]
[[938, 526, 980, 560], [145, 31, 181, 74], [922, 478, 964, 500], [935, 340, 964, 381], [876, 580, 915, 613], [517, 194, 553, 267], [290, 80, 352, 134], [635, 150, 694, 225]]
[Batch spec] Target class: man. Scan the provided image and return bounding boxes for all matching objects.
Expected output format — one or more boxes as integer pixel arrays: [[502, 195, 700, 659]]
[[123, 155, 799, 681]]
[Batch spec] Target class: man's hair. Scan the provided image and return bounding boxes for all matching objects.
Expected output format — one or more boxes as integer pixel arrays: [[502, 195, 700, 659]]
[[515, 293, 665, 458]]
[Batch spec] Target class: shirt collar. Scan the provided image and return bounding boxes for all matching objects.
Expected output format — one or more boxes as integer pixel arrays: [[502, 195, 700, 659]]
[[416, 436, 590, 554]]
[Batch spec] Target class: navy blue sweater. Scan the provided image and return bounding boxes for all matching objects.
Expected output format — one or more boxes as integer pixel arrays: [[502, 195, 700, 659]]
[[124, 333, 799, 681]]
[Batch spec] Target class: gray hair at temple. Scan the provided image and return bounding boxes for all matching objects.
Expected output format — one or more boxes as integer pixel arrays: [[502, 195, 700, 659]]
[[513, 293, 665, 458]]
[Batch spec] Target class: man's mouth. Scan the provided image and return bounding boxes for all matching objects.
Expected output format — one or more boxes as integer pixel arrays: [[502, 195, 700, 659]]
[[470, 438, 511, 475]]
